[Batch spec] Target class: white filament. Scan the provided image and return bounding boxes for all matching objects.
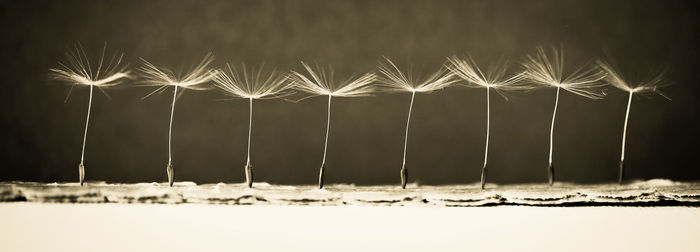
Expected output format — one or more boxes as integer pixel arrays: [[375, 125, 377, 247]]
[[80, 85, 94, 162], [483, 87, 490, 167], [321, 94, 332, 164], [620, 91, 633, 162], [168, 86, 178, 162], [402, 91, 416, 165], [548, 86, 561, 164], [247, 97, 253, 163]]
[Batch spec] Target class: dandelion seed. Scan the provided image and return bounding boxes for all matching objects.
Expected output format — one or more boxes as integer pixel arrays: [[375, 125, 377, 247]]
[[49, 42, 131, 186], [289, 62, 376, 189], [213, 63, 293, 188], [522, 46, 606, 185], [138, 53, 217, 187], [597, 60, 670, 184], [377, 57, 457, 189], [446, 55, 526, 189]]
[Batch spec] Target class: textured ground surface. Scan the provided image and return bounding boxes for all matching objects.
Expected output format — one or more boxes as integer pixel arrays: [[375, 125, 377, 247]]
[[2, 179, 699, 206]]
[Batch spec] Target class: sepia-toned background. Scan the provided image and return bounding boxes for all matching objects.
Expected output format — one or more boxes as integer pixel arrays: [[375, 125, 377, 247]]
[[1, 0, 698, 185]]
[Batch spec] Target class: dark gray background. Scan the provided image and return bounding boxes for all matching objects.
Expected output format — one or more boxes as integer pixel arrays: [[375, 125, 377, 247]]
[[1, 0, 698, 185]]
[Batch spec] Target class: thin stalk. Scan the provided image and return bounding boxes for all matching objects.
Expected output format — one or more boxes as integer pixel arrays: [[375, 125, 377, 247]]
[[247, 97, 253, 163], [322, 94, 332, 164], [78, 85, 93, 186], [166, 85, 178, 187], [402, 91, 416, 165], [245, 97, 254, 188], [480, 87, 490, 190], [547, 86, 560, 186], [168, 86, 178, 163], [400, 91, 416, 189], [619, 91, 633, 184], [318, 94, 332, 189], [81, 85, 93, 163]]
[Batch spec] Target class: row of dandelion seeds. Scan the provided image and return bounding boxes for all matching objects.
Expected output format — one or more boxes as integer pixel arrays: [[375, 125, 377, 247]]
[[49, 43, 670, 189]]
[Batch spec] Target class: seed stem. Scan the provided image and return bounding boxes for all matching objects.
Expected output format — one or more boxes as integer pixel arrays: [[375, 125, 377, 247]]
[[481, 87, 490, 189], [619, 91, 633, 183], [245, 97, 254, 188], [166, 86, 178, 187], [318, 94, 332, 189], [400, 91, 416, 189], [78, 85, 93, 186], [547, 86, 560, 185], [80, 85, 94, 163], [402, 91, 416, 165], [484, 87, 490, 167], [321, 94, 332, 165], [168, 86, 178, 163], [247, 97, 253, 163]]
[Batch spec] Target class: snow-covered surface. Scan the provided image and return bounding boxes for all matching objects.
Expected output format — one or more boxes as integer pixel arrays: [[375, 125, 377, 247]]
[[2, 179, 699, 206]]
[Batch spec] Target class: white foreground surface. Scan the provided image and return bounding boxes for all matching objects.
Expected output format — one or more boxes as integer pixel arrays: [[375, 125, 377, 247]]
[[1, 203, 699, 251]]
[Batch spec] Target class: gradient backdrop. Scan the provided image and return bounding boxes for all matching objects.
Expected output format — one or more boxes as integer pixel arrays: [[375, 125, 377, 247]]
[[1, 0, 699, 185]]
